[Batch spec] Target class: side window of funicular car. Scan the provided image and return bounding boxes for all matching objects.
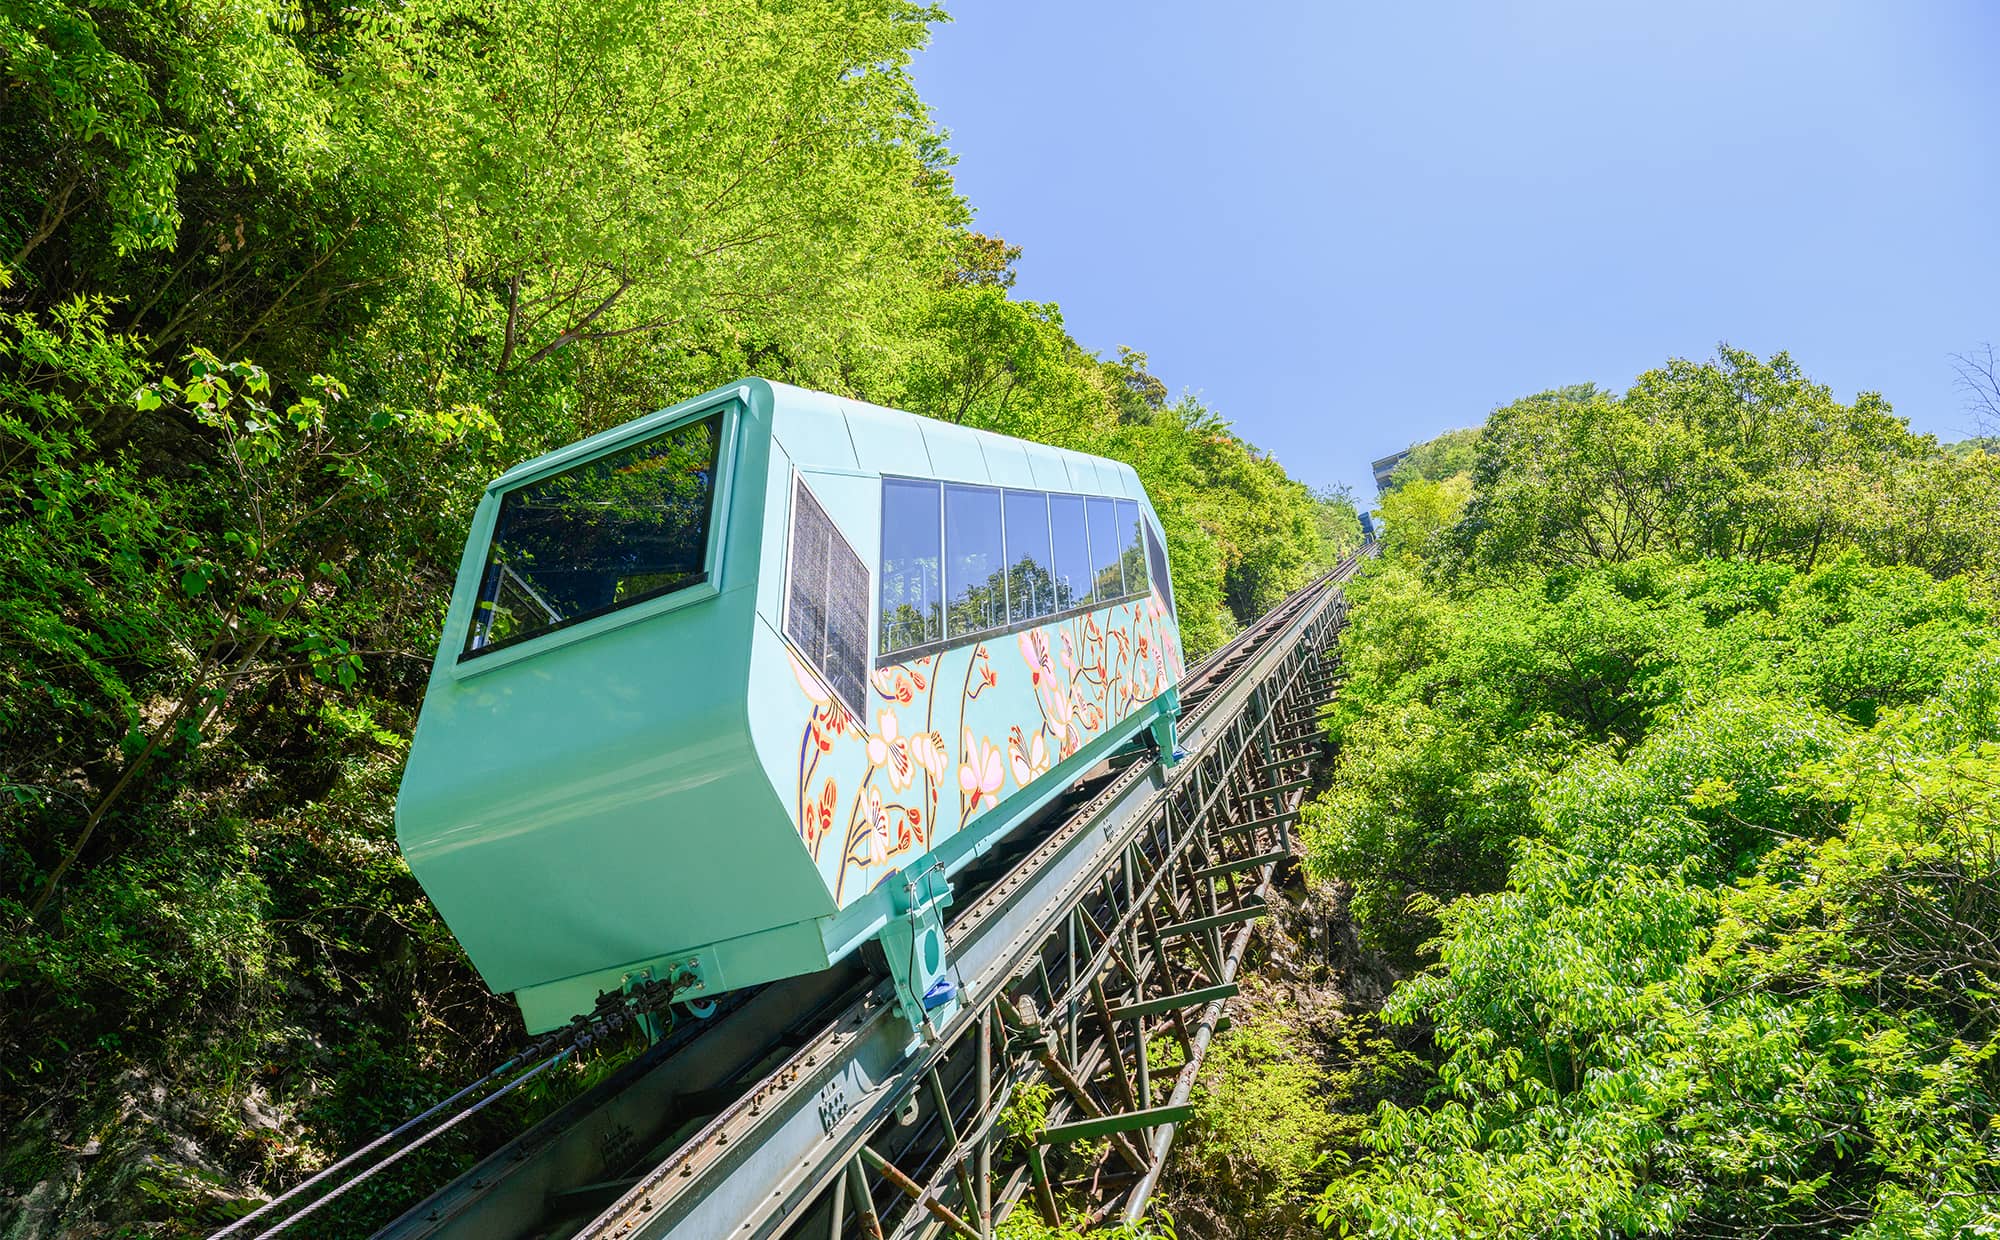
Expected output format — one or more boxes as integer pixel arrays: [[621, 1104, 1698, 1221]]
[[879, 479, 943, 656], [1144, 518, 1175, 617], [1004, 490, 1056, 623], [877, 474, 1154, 660], [1048, 493, 1092, 612], [944, 484, 1005, 638], [1085, 497, 1125, 602], [1114, 499, 1147, 594], [463, 411, 724, 657]]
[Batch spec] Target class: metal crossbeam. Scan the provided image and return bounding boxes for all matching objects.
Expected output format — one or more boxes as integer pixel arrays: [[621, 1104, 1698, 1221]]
[[1215, 810, 1300, 835], [1156, 902, 1268, 941], [1041, 1105, 1195, 1145], [1193, 849, 1288, 880], [1255, 777, 1313, 797], [1105, 983, 1239, 1023], [1255, 756, 1307, 774]]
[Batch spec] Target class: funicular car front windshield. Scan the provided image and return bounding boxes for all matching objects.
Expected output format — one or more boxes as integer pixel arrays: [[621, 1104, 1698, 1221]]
[[462, 412, 724, 657]]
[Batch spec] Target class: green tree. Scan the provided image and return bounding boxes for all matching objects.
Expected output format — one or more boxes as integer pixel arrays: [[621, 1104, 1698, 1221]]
[[348, 0, 960, 397], [1384, 425, 1482, 491], [1378, 473, 1470, 560], [1311, 484, 1364, 563], [900, 286, 1099, 437], [1302, 347, 2000, 1237], [1444, 351, 1971, 576]]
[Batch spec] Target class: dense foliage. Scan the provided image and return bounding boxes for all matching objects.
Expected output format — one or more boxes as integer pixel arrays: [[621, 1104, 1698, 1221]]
[[1382, 427, 1481, 493], [0, 2, 1351, 1232], [1293, 355, 2000, 1236]]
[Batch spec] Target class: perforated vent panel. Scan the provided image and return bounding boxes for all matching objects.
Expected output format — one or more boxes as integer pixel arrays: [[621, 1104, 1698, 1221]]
[[787, 480, 869, 713], [826, 539, 869, 709], [786, 493, 829, 657]]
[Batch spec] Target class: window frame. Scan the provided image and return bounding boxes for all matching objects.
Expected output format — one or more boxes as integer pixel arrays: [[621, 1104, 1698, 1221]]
[[447, 396, 741, 680], [874, 472, 1159, 667]]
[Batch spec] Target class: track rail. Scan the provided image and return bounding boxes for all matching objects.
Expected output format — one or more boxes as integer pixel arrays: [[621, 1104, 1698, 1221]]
[[229, 549, 1370, 1240]]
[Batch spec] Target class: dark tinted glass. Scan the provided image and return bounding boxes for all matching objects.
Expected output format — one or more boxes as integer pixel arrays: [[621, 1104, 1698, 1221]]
[[1048, 493, 1092, 610], [1145, 520, 1175, 616], [1004, 490, 1055, 622], [1086, 497, 1124, 601], [879, 479, 942, 654], [464, 412, 722, 657], [944, 484, 1005, 637], [1115, 499, 1147, 594]]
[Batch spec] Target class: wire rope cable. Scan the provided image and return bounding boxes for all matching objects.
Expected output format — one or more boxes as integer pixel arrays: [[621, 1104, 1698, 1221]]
[[218, 1048, 574, 1238], [207, 974, 681, 1239], [207, 1043, 567, 1239]]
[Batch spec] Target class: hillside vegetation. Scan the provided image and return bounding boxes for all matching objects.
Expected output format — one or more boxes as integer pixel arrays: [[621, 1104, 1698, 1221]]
[[0, 2, 1358, 1233], [1166, 352, 2000, 1238]]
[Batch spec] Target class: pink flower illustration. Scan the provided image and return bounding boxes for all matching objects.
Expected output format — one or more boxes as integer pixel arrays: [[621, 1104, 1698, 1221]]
[[871, 666, 919, 705], [1008, 726, 1050, 786], [959, 729, 1004, 813], [852, 788, 895, 866], [867, 710, 915, 791], [859, 790, 923, 858], [908, 730, 950, 784], [791, 649, 852, 747], [1020, 629, 1071, 728]]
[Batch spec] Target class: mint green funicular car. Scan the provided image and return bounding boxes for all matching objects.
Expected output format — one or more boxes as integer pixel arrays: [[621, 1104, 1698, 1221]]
[[396, 379, 1186, 1036]]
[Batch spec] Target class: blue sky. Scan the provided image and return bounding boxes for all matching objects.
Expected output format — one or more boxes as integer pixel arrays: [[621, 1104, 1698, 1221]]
[[910, 1, 1999, 498]]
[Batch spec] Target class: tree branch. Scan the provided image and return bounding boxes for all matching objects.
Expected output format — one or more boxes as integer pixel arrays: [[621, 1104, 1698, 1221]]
[[512, 275, 636, 370]]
